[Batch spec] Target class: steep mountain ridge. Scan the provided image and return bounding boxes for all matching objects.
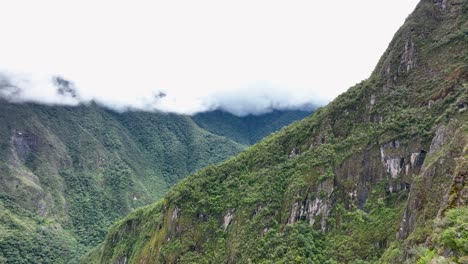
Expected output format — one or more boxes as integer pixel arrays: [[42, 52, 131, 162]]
[[84, 1, 467, 263], [0, 101, 306, 263]]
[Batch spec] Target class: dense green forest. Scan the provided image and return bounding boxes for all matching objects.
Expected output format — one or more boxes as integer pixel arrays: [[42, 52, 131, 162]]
[[84, 1, 468, 263], [192, 110, 311, 145], [0, 101, 306, 263]]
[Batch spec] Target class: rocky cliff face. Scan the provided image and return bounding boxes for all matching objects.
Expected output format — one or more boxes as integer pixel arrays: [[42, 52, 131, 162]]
[[85, 1, 467, 263]]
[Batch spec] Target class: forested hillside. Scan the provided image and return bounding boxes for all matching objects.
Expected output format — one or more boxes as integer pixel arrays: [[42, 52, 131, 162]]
[[192, 110, 311, 145], [84, 1, 468, 263], [0, 100, 306, 263]]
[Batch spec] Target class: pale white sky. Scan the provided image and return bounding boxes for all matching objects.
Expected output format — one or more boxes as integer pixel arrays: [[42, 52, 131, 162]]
[[0, 0, 419, 115]]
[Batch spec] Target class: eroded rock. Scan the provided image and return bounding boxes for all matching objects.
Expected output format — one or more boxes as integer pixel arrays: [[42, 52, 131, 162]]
[[115, 256, 127, 264], [223, 209, 235, 230], [435, 0, 448, 10], [385, 158, 402, 178], [430, 126, 448, 154], [288, 148, 299, 159], [380, 140, 426, 179], [171, 207, 180, 222], [287, 180, 333, 231], [398, 40, 417, 73]]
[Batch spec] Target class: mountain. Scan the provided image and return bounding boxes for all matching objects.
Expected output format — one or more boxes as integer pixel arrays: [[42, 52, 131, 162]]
[[0, 101, 306, 263], [84, 1, 467, 263], [192, 110, 311, 146]]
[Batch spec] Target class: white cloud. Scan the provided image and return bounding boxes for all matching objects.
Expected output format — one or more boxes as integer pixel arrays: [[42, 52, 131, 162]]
[[0, 0, 419, 115], [0, 71, 80, 105]]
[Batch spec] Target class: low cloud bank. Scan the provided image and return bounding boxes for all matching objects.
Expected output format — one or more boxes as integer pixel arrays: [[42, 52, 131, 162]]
[[0, 72, 320, 116]]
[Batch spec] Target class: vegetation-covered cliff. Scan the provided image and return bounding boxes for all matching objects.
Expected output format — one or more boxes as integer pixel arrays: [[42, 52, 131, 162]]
[[0, 100, 305, 263], [84, 1, 467, 263]]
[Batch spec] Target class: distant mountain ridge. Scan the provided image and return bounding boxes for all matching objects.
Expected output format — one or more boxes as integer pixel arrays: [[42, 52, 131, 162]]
[[193, 109, 311, 145], [0, 100, 308, 263]]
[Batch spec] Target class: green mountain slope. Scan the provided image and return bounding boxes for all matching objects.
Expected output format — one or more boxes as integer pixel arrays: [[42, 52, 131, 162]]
[[192, 110, 311, 145], [0, 102, 245, 263], [0, 100, 306, 263], [84, 1, 468, 263]]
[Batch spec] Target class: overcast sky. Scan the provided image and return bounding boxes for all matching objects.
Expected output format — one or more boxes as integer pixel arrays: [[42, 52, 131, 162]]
[[0, 0, 419, 116]]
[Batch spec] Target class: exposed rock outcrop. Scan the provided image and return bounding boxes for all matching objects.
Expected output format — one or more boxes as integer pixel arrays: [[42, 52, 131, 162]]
[[223, 209, 235, 230], [288, 148, 299, 159], [287, 179, 334, 231]]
